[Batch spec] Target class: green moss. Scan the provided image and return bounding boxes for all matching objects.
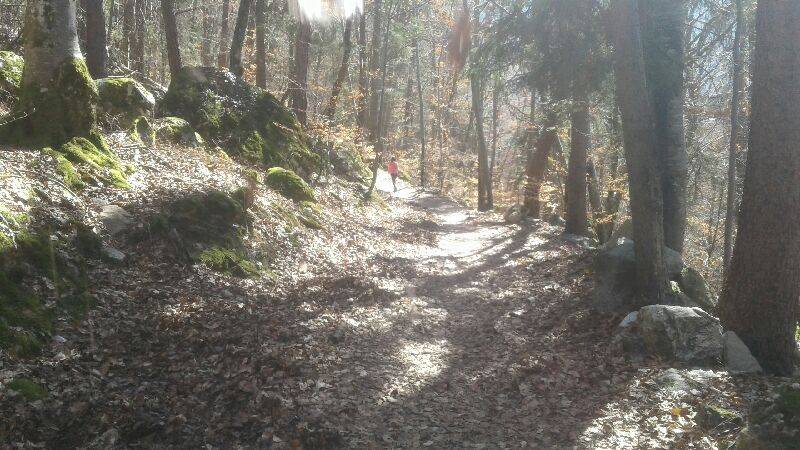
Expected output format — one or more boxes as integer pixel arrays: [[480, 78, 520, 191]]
[[154, 117, 204, 146], [159, 66, 320, 175], [43, 147, 85, 190], [130, 115, 155, 146], [96, 77, 155, 128], [199, 247, 260, 278], [8, 378, 47, 401], [0, 51, 24, 102], [59, 137, 130, 189], [297, 201, 323, 229], [265, 167, 316, 203], [0, 58, 98, 148]]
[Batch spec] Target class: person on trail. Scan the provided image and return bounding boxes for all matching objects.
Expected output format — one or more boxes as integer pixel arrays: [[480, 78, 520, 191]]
[[387, 157, 400, 192]]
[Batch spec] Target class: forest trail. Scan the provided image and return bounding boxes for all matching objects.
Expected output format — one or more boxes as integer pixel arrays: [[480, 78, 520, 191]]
[[282, 172, 627, 447]]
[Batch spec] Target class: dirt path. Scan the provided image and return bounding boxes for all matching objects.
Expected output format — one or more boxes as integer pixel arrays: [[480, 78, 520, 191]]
[[278, 173, 631, 448]]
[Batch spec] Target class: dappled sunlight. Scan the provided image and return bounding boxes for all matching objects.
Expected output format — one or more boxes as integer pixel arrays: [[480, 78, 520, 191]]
[[390, 339, 452, 393]]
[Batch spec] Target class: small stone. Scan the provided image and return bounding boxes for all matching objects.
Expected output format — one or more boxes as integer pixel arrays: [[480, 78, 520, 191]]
[[99, 205, 133, 235], [101, 246, 126, 263], [723, 331, 763, 374]]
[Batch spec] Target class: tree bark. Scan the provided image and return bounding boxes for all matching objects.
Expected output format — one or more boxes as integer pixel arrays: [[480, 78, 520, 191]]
[[640, 0, 688, 253], [85, 0, 107, 78], [217, 0, 231, 68], [122, 0, 134, 67], [723, 0, 744, 275], [201, 6, 214, 66], [524, 108, 557, 218], [290, 20, 312, 126], [414, 39, 427, 188], [255, 0, 268, 88], [367, 0, 384, 142], [719, 0, 800, 376], [471, 72, 492, 211], [323, 17, 353, 121], [610, 0, 670, 306], [356, 11, 368, 130], [161, 0, 182, 78], [131, 0, 145, 74], [229, 0, 253, 77], [565, 86, 590, 236]]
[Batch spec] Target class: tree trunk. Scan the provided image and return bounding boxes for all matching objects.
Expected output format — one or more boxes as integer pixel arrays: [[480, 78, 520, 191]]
[[229, 0, 253, 77], [415, 39, 427, 188], [201, 6, 214, 66], [565, 86, 590, 236], [524, 108, 557, 218], [611, 0, 670, 306], [367, 0, 384, 142], [255, 0, 268, 87], [131, 0, 145, 74], [161, 0, 182, 78], [85, 0, 107, 78], [490, 81, 499, 174], [323, 17, 353, 121], [719, 0, 800, 376], [471, 72, 491, 211], [401, 71, 413, 149], [365, 0, 394, 198], [723, 0, 744, 275], [290, 20, 312, 126], [217, 0, 230, 68], [0, 0, 98, 147], [122, 0, 134, 67], [640, 0, 688, 253], [356, 11, 368, 130]]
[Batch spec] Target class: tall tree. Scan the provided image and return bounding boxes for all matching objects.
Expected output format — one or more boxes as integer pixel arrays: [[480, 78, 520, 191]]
[[255, 0, 268, 87], [290, 20, 312, 126], [471, 72, 492, 211], [640, 0, 689, 252], [324, 17, 354, 120], [610, 0, 670, 306], [85, 0, 107, 78], [161, 0, 182, 78], [366, 0, 384, 141], [229, 0, 253, 77], [131, 0, 146, 74], [719, 0, 800, 376], [217, 0, 231, 68], [565, 84, 590, 235], [414, 39, 427, 188], [524, 108, 557, 218], [121, 0, 135, 67], [201, 6, 214, 66], [723, 0, 745, 274], [356, 10, 368, 130]]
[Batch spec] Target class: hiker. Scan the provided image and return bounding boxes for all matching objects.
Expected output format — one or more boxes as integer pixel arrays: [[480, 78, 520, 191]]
[[387, 157, 400, 192]]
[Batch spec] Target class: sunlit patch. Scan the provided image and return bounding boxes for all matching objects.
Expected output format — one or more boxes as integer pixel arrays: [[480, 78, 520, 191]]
[[289, 0, 363, 22], [391, 339, 452, 392]]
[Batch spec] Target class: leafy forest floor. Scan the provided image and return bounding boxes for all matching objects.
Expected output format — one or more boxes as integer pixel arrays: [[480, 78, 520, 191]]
[[0, 135, 778, 449]]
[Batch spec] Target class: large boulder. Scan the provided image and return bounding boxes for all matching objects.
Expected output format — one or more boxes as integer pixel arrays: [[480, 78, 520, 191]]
[[96, 77, 155, 128], [677, 266, 717, 312], [159, 66, 319, 176], [0, 51, 23, 103], [593, 239, 684, 311], [154, 117, 204, 146], [265, 167, 316, 203], [638, 305, 723, 365]]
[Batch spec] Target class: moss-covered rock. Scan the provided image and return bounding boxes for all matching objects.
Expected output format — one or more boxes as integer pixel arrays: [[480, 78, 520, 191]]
[[130, 115, 155, 146], [0, 51, 23, 104], [736, 383, 800, 449], [199, 247, 260, 278], [159, 66, 319, 175], [7, 378, 47, 401], [297, 200, 323, 229], [96, 77, 155, 128], [154, 117, 204, 146], [59, 137, 130, 189], [331, 146, 372, 184], [265, 167, 316, 203], [0, 58, 98, 148]]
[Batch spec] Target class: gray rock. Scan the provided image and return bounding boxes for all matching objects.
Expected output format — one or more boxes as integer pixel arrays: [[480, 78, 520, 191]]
[[615, 311, 646, 360], [503, 205, 525, 225], [99, 205, 133, 235], [562, 233, 597, 250], [638, 305, 723, 365], [592, 239, 684, 312], [723, 331, 763, 374], [101, 246, 126, 264], [696, 404, 743, 431], [678, 266, 717, 312], [96, 77, 156, 128]]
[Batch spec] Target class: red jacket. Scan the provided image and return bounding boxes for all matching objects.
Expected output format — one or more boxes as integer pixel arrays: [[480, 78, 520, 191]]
[[388, 161, 399, 175]]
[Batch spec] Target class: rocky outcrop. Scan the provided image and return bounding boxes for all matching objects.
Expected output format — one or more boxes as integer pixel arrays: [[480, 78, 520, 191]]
[[96, 77, 155, 128], [154, 117, 204, 146], [0, 51, 23, 103], [593, 238, 717, 313], [616, 305, 724, 366], [159, 66, 319, 176]]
